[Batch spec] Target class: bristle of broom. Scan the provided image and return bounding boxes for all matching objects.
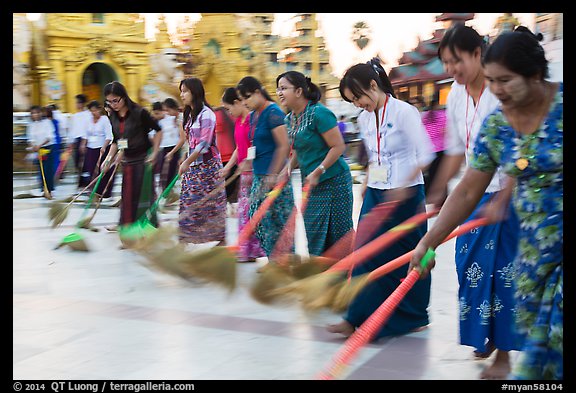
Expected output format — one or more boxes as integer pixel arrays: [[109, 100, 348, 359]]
[[297, 272, 346, 308], [13, 193, 40, 199], [76, 217, 93, 229], [64, 239, 90, 251], [290, 256, 331, 280], [250, 263, 296, 305], [48, 202, 68, 222], [164, 190, 179, 205], [140, 244, 192, 279], [176, 247, 237, 292], [301, 280, 345, 313], [330, 274, 371, 313], [111, 198, 122, 207]]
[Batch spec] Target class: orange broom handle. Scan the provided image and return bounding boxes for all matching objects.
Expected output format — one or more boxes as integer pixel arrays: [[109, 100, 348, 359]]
[[327, 208, 440, 273], [316, 248, 436, 380], [234, 176, 290, 248], [366, 217, 490, 282], [319, 200, 400, 262]]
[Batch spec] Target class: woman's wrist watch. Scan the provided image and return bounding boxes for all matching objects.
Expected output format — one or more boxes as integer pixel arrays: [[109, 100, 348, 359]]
[[318, 164, 326, 174]]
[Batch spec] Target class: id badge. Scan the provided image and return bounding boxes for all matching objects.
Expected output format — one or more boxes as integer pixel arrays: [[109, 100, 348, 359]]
[[369, 162, 390, 183], [247, 146, 256, 160], [117, 138, 128, 150]]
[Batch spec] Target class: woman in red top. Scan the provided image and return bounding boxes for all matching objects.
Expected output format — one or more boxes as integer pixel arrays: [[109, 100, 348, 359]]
[[214, 106, 239, 206], [220, 87, 265, 262]]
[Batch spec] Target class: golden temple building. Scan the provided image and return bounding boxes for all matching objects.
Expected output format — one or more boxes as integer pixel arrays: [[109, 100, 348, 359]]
[[13, 13, 339, 113]]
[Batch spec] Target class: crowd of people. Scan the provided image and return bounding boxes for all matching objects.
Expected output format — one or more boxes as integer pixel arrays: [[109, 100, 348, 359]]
[[24, 24, 562, 381]]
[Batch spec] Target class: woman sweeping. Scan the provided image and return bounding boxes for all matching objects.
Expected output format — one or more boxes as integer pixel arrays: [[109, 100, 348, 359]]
[[220, 87, 266, 262], [100, 81, 162, 232], [410, 27, 563, 380], [328, 58, 436, 339], [275, 71, 354, 257], [177, 77, 227, 245], [236, 76, 294, 259]]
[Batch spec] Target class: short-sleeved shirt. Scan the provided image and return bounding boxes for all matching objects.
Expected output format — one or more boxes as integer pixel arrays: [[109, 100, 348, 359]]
[[158, 115, 180, 148], [85, 115, 113, 149], [285, 102, 349, 182], [250, 102, 286, 175]]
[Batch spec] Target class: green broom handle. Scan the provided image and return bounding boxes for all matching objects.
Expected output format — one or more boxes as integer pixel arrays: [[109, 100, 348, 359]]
[[76, 171, 105, 226], [146, 173, 180, 219]]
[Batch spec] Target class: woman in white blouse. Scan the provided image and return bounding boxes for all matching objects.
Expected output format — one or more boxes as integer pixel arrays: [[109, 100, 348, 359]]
[[82, 100, 116, 198], [327, 58, 436, 340], [26, 105, 57, 197]]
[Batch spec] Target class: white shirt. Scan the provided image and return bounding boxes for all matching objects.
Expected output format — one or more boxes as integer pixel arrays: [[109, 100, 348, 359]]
[[445, 81, 506, 193], [26, 119, 56, 146], [52, 110, 68, 135], [158, 115, 180, 147], [84, 115, 113, 149], [68, 110, 92, 140], [357, 95, 436, 190]]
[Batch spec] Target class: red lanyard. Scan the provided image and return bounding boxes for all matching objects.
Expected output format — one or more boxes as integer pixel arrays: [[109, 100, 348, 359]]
[[465, 81, 485, 150], [375, 94, 389, 165], [119, 117, 125, 138]]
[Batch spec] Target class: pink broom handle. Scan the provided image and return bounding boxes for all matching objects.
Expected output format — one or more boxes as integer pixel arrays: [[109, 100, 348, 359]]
[[327, 208, 440, 273], [316, 248, 436, 380], [367, 217, 489, 282]]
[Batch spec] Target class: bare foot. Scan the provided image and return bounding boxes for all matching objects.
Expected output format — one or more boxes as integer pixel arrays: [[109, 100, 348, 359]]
[[326, 320, 355, 337], [474, 340, 496, 360], [479, 350, 511, 379]]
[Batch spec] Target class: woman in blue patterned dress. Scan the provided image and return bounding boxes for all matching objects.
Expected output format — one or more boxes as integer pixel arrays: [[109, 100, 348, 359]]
[[177, 78, 227, 245], [236, 76, 294, 258], [410, 27, 562, 380]]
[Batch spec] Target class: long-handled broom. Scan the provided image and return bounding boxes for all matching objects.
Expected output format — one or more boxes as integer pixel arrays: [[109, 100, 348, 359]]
[[55, 170, 105, 251], [249, 199, 401, 305], [315, 248, 436, 380], [118, 170, 180, 248], [48, 174, 103, 228], [140, 176, 291, 291], [250, 181, 314, 304], [77, 158, 122, 230], [38, 148, 53, 200], [14, 151, 43, 199], [266, 208, 440, 311], [54, 144, 73, 182], [330, 217, 490, 313]]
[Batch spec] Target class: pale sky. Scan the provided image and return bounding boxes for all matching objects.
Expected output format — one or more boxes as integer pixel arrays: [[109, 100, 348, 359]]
[[144, 13, 535, 78]]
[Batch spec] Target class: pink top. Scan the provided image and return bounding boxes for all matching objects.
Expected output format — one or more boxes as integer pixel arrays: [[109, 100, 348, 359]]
[[235, 114, 251, 164], [421, 109, 446, 153]]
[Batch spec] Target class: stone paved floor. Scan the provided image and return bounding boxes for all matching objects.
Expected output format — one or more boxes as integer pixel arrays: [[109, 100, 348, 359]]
[[13, 170, 518, 381]]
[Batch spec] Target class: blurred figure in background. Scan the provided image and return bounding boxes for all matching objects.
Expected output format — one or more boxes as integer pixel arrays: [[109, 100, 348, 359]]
[[214, 105, 239, 214], [26, 105, 57, 197], [421, 91, 447, 198]]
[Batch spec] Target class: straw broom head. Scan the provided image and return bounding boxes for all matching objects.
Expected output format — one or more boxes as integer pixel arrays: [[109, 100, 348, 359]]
[[140, 243, 192, 280], [176, 246, 237, 292], [270, 270, 345, 304], [54, 232, 89, 252], [48, 202, 69, 228], [165, 189, 180, 206], [250, 263, 297, 305], [290, 256, 332, 280], [301, 279, 346, 313], [330, 274, 371, 313]]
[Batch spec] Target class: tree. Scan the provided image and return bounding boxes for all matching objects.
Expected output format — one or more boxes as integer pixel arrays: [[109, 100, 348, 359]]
[[351, 21, 372, 50]]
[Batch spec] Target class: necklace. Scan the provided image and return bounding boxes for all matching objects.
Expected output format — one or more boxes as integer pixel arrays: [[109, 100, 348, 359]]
[[514, 83, 555, 171], [288, 101, 315, 144]]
